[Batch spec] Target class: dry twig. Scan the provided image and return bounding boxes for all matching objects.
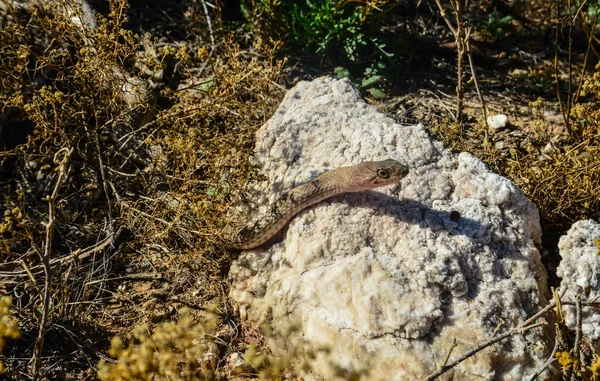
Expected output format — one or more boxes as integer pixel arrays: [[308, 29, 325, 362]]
[[464, 27, 489, 144], [441, 338, 457, 368], [528, 325, 560, 381], [553, 1, 572, 134], [433, 0, 466, 123], [571, 294, 582, 381], [423, 294, 600, 381], [423, 301, 556, 381], [200, 0, 216, 52], [576, 11, 600, 103], [0, 230, 120, 280], [32, 147, 74, 381]]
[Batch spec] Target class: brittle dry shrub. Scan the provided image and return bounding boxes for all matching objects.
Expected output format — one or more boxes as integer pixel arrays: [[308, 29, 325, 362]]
[[572, 61, 600, 125], [1, 0, 154, 259], [123, 35, 286, 256], [98, 314, 301, 381], [2, 0, 283, 377], [243, 343, 292, 379], [0, 297, 20, 374], [500, 94, 600, 228], [555, 351, 600, 379], [97, 309, 219, 381], [1, 0, 183, 375]]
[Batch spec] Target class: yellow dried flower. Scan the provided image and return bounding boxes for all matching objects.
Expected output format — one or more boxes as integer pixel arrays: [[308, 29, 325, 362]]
[[0, 297, 21, 374]]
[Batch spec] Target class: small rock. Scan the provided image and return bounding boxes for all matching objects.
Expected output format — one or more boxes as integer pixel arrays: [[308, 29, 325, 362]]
[[487, 114, 508, 129], [542, 142, 555, 154], [557, 219, 600, 352], [227, 352, 254, 376], [151, 306, 174, 323], [202, 342, 219, 373]]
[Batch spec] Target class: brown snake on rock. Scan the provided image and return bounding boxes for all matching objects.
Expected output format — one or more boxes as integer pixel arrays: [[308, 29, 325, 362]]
[[230, 159, 409, 250]]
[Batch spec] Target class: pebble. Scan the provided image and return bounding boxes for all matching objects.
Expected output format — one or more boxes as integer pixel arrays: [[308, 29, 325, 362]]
[[487, 114, 508, 129]]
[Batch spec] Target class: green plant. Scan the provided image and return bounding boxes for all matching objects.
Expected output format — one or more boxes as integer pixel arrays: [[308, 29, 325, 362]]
[[334, 60, 387, 98], [206, 171, 231, 200], [249, 0, 394, 64], [482, 8, 513, 40]]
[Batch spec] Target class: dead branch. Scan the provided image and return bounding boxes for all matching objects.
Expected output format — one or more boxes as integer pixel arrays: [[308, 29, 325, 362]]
[[433, 0, 466, 124], [453, 0, 465, 124], [528, 325, 560, 381], [441, 338, 457, 368], [433, 0, 457, 35], [0, 229, 120, 281], [423, 296, 600, 381], [84, 272, 164, 286], [570, 295, 582, 381], [32, 146, 74, 381], [423, 300, 556, 381], [200, 0, 216, 53], [95, 117, 113, 232], [464, 27, 489, 145], [553, 2, 571, 134]]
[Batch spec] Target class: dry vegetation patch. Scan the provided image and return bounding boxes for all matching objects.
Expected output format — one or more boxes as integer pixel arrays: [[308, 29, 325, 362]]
[[1, 0, 286, 378]]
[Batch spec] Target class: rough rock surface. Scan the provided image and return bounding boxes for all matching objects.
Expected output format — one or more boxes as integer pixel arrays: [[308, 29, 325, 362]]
[[229, 77, 550, 380], [557, 219, 600, 352]]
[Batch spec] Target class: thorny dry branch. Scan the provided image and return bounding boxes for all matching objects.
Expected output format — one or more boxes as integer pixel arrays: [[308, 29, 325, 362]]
[[528, 325, 560, 381], [32, 147, 74, 381], [464, 27, 489, 143], [0, 228, 122, 281], [571, 294, 582, 381], [433, 0, 465, 124], [423, 297, 600, 381]]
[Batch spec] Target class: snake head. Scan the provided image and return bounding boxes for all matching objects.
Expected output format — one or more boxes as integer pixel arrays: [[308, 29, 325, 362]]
[[349, 159, 409, 191]]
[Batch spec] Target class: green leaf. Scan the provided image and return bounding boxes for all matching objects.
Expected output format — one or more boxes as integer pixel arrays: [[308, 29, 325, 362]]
[[368, 88, 386, 98], [219, 171, 230, 183], [372, 39, 394, 58], [199, 75, 214, 91], [334, 66, 352, 79], [361, 75, 382, 88]]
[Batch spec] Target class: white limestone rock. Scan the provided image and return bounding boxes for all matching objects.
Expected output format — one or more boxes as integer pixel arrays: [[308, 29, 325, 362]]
[[557, 219, 600, 351], [229, 77, 549, 380], [487, 114, 508, 129]]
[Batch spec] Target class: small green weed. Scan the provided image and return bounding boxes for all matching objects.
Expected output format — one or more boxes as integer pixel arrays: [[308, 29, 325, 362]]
[[335, 60, 387, 98], [247, 0, 395, 64], [480, 8, 513, 40]]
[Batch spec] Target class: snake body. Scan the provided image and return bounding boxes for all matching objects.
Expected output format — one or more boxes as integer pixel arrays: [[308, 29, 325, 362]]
[[232, 159, 409, 250]]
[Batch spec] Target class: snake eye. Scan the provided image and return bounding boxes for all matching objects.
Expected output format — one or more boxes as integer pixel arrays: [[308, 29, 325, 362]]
[[377, 169, 391, 179]]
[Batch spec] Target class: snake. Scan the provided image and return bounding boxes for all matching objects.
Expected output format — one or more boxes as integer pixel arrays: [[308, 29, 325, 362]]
[[231, 159, 409, 250]]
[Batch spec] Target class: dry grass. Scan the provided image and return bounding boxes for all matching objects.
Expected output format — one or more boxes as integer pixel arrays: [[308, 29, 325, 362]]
[[0, 0, 286, 378]]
